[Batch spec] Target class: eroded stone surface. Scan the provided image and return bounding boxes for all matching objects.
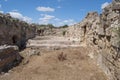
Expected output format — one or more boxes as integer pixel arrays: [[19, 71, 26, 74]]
[[66, 1, 120, 80], [0, 13, 36, 73], [0, 45, 22, 72], [0, 13, 36, 49]]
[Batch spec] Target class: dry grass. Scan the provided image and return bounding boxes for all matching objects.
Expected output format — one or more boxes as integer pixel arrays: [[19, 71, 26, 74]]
[[0, 47, 108, 80]]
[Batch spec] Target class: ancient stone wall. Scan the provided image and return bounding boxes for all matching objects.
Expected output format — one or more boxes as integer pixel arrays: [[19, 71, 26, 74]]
[[96, 2, 120, 80], [66, 1, 120, 80], [37, 27, 68, 37], [0, 13, 36, 49], [66, 12, 100, 45], [0, 13, 36, 73]]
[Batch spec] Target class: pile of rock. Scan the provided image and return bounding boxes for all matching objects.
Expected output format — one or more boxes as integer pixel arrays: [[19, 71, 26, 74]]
[[0, 45, 22, 72]]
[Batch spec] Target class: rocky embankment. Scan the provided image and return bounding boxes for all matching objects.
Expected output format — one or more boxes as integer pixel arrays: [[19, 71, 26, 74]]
[[0, 13, 36, 72], [66, 1, 120, 80], [0, 45, 21, 72]]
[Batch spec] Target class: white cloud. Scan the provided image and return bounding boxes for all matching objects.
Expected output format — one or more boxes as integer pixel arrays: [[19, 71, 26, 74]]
[[38, 14, 76, 26], [63, 19, 74, 23], [9, 11, 32, 23], [36, 7, 55, 12], [101, 2, 109, 9], [0, 11, 4, 13], [58, 19, 76, 26], [54, 18, 61, 21], [39, 14, 55, 24]]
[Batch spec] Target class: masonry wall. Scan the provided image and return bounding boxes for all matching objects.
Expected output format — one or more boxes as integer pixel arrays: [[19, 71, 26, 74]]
[[0, 13, 36, 72], [66, 1, 120, 80], [0, 13, 36, 49]]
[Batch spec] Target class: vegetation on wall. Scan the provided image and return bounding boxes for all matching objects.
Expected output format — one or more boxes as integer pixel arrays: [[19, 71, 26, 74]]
[[115, 27, 120, 47], [36, 24, 55, 30], [62, 30, 67, 36], [113, 26, 120, 60]]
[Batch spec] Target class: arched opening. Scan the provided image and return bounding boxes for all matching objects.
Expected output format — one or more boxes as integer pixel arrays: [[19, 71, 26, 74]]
[[12, 35, 18, 44], [84, 26, 87, 36], [37, 29, 44, 36]]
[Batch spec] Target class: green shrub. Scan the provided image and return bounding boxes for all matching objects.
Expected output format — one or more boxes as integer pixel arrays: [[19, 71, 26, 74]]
[[113, 27, 120, 60], [60, 25, 69, 28], [62, 31, 66, 36], [115, 27, 120, 47]]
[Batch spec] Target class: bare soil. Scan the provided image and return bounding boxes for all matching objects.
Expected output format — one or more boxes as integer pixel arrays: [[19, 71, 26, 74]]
[[0, 36, 108, 80]]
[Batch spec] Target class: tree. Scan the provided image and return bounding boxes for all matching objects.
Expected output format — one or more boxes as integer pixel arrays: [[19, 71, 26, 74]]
[[47, 24, 55, 28], [60, 24, 69, 28]]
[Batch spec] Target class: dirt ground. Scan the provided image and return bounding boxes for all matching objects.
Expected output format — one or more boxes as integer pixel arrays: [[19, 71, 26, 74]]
[[0, 36, 108, 80]]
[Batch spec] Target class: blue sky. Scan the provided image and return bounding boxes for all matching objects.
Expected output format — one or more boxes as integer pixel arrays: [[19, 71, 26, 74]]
[[0, 0, 112, 26]]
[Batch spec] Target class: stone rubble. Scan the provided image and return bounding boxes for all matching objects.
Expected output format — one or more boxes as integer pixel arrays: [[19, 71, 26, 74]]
[[0, 45, 22, 72]]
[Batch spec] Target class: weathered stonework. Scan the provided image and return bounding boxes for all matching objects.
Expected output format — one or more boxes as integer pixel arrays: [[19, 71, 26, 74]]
[[66, 12, 100, 46], [0, 13, 36, 72], [66, 1, 120, 80], [0, 45, 22, 72], [0, 13, 36, 49], [37, 27, 68, 37]]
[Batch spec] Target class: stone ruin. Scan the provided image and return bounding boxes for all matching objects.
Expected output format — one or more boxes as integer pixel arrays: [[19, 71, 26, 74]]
[[0, 13, 36, 49], [0, 0, 120, 79], [0, 13, 36, 73], [113, 0, 120, 2], [66, 1, 120, 80]]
